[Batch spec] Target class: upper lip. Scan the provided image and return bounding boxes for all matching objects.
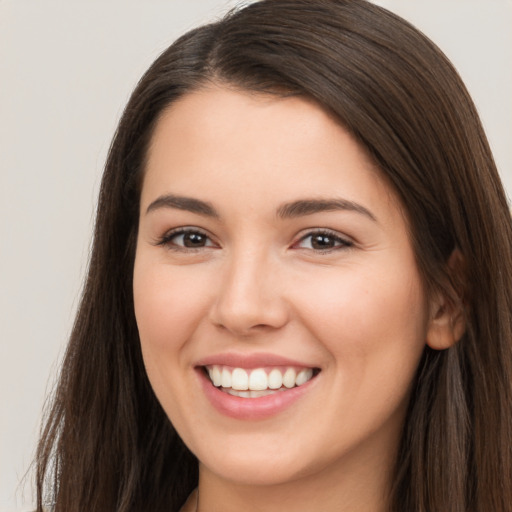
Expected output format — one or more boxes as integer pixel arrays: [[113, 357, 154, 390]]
[[195, 352, 318, 369]]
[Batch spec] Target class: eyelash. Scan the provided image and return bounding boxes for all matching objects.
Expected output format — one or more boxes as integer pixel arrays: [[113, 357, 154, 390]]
[[155, 227, 353, 253], [155, 227, 216, 252], [294, 229, 353, 253]]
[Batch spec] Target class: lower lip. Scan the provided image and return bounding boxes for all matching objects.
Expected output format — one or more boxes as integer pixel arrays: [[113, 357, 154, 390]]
[[197, 368, 317, 420]]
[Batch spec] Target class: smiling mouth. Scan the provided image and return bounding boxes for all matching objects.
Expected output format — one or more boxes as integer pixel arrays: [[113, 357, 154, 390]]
[[203, 365, 320, 398]]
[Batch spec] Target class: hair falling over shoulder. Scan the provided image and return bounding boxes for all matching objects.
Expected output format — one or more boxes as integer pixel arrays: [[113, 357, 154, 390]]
[[35, 1, 512, 511]]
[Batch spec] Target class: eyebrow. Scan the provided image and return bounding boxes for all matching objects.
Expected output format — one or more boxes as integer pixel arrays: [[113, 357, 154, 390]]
[[146, 194, 219, 218], [277, 198, 377, 221], [145, 194, 376, 222]]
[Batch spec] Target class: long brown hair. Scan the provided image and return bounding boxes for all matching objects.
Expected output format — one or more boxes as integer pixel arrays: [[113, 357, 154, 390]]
[[36, 1, 512, 511]]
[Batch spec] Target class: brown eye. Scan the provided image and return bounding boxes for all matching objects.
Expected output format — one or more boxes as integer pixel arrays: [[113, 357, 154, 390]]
[[310, 234, 337, 250], [158, 228, 216, 250], [296, 231, 352, 252], [181, 232, 208, 247]]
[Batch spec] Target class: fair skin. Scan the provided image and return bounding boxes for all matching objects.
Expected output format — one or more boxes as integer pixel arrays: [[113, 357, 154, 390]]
[[133, 87, 458, 512]]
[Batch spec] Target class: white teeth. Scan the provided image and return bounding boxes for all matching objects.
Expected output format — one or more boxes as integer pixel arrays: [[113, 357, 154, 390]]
[[296, 368, 313, 386], [282, 368, 297, 388], [268, 368, 283, 389], [211, 366, 222, 387], [206, 365, 316, 394], [248, 368, 268, 390], [221, 367, 232, 388], [231, 368, 249, 390]]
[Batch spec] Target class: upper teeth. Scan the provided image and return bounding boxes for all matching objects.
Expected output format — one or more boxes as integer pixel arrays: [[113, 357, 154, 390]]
[[206, 365, 314, 391]]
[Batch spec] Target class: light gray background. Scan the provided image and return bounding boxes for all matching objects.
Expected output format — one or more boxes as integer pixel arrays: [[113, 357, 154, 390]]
[[1, 1, 510, 510]]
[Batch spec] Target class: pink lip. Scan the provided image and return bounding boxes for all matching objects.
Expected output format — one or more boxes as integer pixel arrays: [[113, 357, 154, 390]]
[[195, 352, 316, 369], [196, 366, 319, 421]]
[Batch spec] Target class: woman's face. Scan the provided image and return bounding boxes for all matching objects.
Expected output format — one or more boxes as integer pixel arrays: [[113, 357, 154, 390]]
[[133, 87, 434, 487]]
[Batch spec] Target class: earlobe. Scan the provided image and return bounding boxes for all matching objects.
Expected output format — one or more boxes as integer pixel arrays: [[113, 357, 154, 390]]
[[425, 250, 466, 351]]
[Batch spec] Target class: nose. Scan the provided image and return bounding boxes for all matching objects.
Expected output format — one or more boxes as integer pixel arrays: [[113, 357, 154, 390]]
[[209, 250, 290, 336]]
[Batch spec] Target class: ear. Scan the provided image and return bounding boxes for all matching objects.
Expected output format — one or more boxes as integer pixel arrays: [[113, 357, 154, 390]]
[[426, 249, 466, 350]]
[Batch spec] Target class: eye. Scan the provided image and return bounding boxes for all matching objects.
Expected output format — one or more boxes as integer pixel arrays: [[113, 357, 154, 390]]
[[295, 230, 353, 252], [157, 228, 217, 250]]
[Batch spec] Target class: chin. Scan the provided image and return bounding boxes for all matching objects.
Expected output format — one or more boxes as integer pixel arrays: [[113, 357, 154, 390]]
[[199, 454, 313, 487], [191, 430, 337, 488]]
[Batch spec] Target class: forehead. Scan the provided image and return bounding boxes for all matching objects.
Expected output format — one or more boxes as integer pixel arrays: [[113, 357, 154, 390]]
[[142, 86, 403, 225]]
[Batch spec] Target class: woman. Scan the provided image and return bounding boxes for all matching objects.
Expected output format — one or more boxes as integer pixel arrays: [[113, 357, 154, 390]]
[[35, 1, 512, 511]]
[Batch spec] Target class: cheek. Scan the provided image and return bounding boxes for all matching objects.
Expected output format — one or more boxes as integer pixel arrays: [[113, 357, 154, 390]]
[[298, 261, 426, 335], [294, 262, 428, 393], [132, 257, 212, 365], [132, 256, 216, 433]]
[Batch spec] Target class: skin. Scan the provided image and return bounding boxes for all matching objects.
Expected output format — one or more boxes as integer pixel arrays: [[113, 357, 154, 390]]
[[133, 87, 458, 512]]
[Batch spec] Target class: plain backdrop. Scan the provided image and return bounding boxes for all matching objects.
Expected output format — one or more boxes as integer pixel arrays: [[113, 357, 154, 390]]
[[1, 1, 511, 510]]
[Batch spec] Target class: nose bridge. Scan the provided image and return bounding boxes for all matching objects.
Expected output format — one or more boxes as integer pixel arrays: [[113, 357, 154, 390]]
[[210, 245, 288, 334]]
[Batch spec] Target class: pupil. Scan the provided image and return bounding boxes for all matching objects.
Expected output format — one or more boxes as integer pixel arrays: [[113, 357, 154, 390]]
[[312, 234, 334, 249], [184, 232, 205, 247]]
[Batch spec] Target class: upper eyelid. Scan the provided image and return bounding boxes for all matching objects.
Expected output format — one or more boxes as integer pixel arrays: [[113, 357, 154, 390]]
[[295, 228, 353, 243], [164, 226, 209, 237], [155, 226, 216, 246]]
